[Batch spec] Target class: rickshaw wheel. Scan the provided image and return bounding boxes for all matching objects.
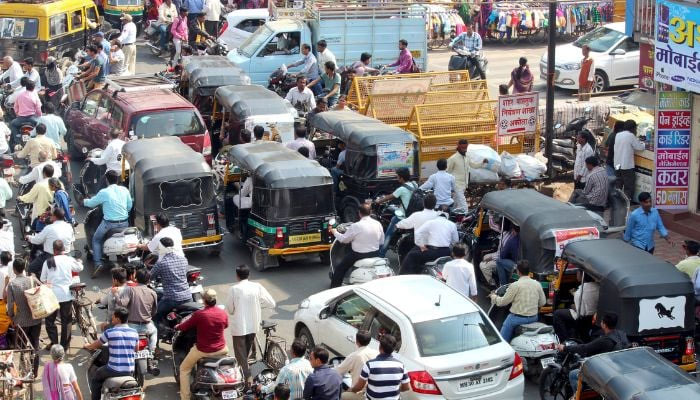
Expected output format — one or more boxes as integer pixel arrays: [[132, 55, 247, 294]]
[[319, 251, 330, 265], [342, 202, 359, 223], [252, 248, 267, 271]]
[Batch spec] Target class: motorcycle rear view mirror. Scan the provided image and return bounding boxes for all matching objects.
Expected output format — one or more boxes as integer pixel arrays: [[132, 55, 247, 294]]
[[554, 123, 563, 130], [81, 147, 88, 154]]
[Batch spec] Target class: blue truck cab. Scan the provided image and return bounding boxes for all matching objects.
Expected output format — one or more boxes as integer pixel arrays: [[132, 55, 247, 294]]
[[227, 2, 428, 85]]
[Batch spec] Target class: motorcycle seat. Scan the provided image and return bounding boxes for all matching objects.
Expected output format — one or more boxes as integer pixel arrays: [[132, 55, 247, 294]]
[[424, 256, 452, 267], [515, 322, 554, 336], [104, 376, 139, 391], [353, 257, 389, 268], [198, 356, 237, 369], [173, 302, 203, 313], [69, 282, 86, 291], [104, 227, 138, 241]]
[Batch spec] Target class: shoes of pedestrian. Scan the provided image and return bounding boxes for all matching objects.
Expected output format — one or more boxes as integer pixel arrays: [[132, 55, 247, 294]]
[[91, 264, 104, 279], [44, 343, 55, 351]]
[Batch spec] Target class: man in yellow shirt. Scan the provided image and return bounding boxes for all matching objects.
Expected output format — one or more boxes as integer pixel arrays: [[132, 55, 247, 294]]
[[18, 164, 55, 228], [676, 240, 700, 278], [16, 124, 58, 167]]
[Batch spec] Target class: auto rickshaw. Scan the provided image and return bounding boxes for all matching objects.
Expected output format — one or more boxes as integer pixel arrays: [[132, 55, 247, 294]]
[[557, 239, 696, 371], [308, 111, 419, 222], [122, 137, 224, 255], [224, 141, 336, 271], [575, 347, 700, 399], [467, 189, 606, 299], [211, 84, 297, 146], [180, 56, 250, 124]]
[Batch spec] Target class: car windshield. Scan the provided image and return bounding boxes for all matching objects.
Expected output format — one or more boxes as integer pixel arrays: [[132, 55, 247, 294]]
[[238, 25, 272, 57], [413, 312, 501, 357], [0, 17, 38, 39], [573, 27, 625, 52], [131, 110, 204, 138]]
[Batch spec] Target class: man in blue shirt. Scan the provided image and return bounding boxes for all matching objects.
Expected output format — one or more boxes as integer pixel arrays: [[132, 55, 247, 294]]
[[84, 170, 132, 276], [623, 191, 670, 254], [449, 24, 485, 79], [49, 178, 74, 225], [185, 0, 204, 19], [303, 346, 342, 400], [374, 167, 416, 257], [84, 307, 138, 400], [420, 158, 456, 209], [496, 224, 520, 286]]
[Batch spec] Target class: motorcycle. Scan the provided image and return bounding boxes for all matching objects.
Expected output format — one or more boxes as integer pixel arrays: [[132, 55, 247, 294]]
[[447, 46, 488, 80], [145, 21, 175, 58], [329, 221, 394, 285], [548, 107, 595, 175], [149, 262, 205, 304], [86, 347, 145, 400], [72, 148, 107, 204], [157, 300, 202, 344], [83, 206, 142, 272], [171, 306, 246, 400], [488, 284, 559, 380], [268, 64, 297, 97], [243, 367, 278, 400], [538, 341, 583, 400]]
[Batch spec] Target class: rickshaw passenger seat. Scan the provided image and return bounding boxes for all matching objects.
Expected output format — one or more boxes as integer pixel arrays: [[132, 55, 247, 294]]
[[514, 322, 553, 336]]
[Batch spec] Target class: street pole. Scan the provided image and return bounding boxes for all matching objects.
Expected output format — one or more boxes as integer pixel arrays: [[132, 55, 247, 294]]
[[545, 0, 557, 178]]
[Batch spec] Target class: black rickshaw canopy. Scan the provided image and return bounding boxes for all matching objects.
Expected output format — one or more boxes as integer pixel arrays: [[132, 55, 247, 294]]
[[182, 56, 249, 95], [214, 84, 295, 118], [123, 137, 213, 186], [480, 189, 605, 273], [228, 142, 332, 189], [309, 111, 417, 155], [580, 347, 700, 400]]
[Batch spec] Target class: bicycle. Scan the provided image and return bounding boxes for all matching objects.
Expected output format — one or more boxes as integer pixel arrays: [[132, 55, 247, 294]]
[[0, 327, 35, 400], [70, 281, 99, 344], [254, 320, 289, 372]]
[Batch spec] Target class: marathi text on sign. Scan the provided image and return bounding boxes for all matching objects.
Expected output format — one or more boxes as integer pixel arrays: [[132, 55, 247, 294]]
[[655, 0, 700, 92], [497, 92, 539, 136]]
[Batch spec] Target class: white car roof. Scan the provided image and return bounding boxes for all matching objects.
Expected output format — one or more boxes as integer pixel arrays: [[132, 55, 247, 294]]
[[604, 22, 626, 34], [357, 275, 480, 323]]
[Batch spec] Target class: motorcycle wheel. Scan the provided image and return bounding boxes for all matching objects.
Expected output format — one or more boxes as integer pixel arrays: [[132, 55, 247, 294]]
[[538, 366, 570, 400], [150, 40, 163, 56]]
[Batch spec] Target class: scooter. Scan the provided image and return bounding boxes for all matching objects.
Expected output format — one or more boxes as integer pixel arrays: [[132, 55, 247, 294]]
[[329, 221, 394, 286], [447, 46, 488, 79], [149, 263, 205, 303], [83, 206, 141, 272], [72, 148, 107, 204], [488, 284, 558, 380], [86, 347, 145, 400]]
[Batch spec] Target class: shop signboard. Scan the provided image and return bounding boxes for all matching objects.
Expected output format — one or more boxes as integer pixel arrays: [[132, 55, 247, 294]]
[[497, 92, 539, 136], [639, 42, 656, 92], [655, 0, 700, 92], [654, 91, 692, 210]]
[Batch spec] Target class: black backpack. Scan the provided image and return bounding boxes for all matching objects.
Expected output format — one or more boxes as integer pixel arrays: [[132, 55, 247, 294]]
[[402, 182, 424, 217]]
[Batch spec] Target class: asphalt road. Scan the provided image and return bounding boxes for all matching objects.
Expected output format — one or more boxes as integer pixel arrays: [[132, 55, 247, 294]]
[[24, 41, 581, 399]]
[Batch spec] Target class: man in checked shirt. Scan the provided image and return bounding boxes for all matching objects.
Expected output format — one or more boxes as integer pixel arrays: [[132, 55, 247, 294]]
[[150, 237, 191, 326], [569, 156, 609, 216]]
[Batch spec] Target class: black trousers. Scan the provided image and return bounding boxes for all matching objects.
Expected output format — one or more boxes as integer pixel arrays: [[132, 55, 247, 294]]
[[205, 20, 218, 36], [20, 324, 41, 376], [28, 251, 50, 278], [330, 249, 379, 288], [615, 168, 636, 201], [45, 300, 73, 348], [552, 309, 576, 342], [90, 366, 131, 400], [400, 246, 451, 275]]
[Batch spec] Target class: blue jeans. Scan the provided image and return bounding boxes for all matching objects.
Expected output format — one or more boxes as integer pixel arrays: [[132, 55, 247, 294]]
[[379, 215, 399, 257], [500, 313, 538, 342], [496, 258, 516, 286], [158, 24, 168, 49], [569, 369, 580, 393], [310, 81, 322, 96], [327, 96, 338, 107], [129, 321, 157, 352], [92, 219, 128, 266], [10, 115, 38, 149], [154, 297, 189, 326], [331, 166, 343, 190]]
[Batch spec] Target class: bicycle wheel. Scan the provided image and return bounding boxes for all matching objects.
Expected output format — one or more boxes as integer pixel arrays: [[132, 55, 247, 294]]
[[76, 302, 98, 343], [264, 340, 289, 372]]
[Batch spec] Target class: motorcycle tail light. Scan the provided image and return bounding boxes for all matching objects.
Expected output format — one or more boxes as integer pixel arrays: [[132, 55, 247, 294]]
[[166, 312, 177, 321], [218, 21, 228, 36], [1, 157, 13, 168], [509, 353, 524, 380], [273, 227, 284, 249], [118, 396, 141, 400], [138, 338, 148, 351], [685, 337, 695, 356], [39, 51, 49, 63], [188, 271, 201, 282], [547, 283, 554, 306]]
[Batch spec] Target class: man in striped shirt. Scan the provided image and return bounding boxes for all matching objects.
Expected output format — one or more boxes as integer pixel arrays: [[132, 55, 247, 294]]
[[569, 156, 609, 214], [347, 334, 409, 400], [84, 307, 139, 400]]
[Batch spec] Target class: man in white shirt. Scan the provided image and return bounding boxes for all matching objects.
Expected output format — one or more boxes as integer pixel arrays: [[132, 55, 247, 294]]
[[0, 179, 11, 211], [203, 0, 221, 36], [286, 44, 321, 95], [17, 150, 62, 185], [117, 14, 138, 75], [88, 129, 126, 188], [552, 271, 599, 341], [401, 213, 458, 275], [395, 193, 439, 232], [285, 75, 316, 113], [226, 265, 276, 383], [230, 176, 252, 240], [137, 213, 185, 261], [447, 139, 483, 211], [0, 218, 14, 256], [330, 203, 384, 288], [335, 330, 378, 400], [285, 125, 316, 159], [10, 58, 41, 89], [0, 251, 14, 301], [316, 40, 336, 76], [41, 239, 83, 348], [0, 57, 23, 89], [420, 158, 456, 209], [109, 41, 127, 77], [613, 119, 645, 200], [158, 0, 178, 49], [27, 208, 75, 277], [441, 244, 477, 299]]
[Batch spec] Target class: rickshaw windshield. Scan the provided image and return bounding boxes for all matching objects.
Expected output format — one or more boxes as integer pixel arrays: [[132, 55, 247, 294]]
[[413, 311, 501, 357], [0, 17, 38, 39], [160, 178, 205, 209], [253, 186, 334, 219]]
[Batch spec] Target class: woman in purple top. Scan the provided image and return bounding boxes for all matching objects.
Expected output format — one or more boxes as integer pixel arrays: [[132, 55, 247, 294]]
[[508, 57, 534, 94]]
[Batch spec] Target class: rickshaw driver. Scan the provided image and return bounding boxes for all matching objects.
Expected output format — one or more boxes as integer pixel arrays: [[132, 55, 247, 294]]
[[330, 204, 384, 288], [231, 176, 252, 241], [552, 270, 599, 342], [489, 260, 545, 342], [555, 313, 629, 393], [136, 214, 184, 262]]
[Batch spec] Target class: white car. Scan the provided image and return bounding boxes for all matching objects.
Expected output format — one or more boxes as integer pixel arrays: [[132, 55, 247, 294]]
[[540, 22, 639, 93], [293, 276, 524, 399], [218, 9, 269, 52]]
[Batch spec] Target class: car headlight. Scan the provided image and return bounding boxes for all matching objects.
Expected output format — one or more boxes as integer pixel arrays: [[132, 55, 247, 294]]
[[558, 63, 581, 71], [300, 298, 310, 309]]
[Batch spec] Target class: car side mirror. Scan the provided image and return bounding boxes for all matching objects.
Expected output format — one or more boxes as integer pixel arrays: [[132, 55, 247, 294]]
[[319, 307, 330, 320], [611, 48, 626, 55]]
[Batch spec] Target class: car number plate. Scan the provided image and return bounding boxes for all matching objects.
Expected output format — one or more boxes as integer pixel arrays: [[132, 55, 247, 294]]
[[135, 350, 151, 359], [459, 373, 495, 389], [190, 284, 203, 294], [540, 357, 555, 368], [288, 232, 321, 245], [221, 389, 238, 399]]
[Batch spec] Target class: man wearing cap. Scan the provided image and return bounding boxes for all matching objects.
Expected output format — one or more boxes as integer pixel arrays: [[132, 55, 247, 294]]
[[677, 240, 700, 278], [176, 289, 229, 400], [117, 14, 137, 75]]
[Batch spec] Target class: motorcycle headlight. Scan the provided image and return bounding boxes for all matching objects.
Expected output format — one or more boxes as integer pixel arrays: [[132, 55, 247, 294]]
[[558, 63, 581, 71]]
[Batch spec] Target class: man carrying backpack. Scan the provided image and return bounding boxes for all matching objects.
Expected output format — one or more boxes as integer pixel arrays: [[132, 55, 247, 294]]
[[374, 167, 418, 258]]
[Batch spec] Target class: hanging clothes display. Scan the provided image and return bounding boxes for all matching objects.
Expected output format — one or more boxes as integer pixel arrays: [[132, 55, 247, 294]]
[[426, 5, 466, 49]]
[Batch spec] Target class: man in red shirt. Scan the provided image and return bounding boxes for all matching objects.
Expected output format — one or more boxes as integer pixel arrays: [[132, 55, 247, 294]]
[[176, 288, 229, 400]]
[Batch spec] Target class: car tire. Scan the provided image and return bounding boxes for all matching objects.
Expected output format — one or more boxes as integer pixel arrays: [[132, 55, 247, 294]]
[[296, 325, 315, 356], [593, 70, 609, 93]]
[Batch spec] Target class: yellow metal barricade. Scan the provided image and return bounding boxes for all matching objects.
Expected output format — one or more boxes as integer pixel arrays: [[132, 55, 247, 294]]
[[430, 80, 488, 92]]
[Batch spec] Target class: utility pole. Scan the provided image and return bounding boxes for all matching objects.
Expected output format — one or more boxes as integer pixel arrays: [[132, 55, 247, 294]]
[[545, 0, 557, 178]]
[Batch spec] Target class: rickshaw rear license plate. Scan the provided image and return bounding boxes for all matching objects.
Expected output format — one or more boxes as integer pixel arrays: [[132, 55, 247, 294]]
[[289, 233, 321, 244], [541, 357, 555, 367]]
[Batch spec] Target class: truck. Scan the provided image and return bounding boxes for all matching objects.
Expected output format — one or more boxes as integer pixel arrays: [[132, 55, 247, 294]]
[[227, 0, 428, 85]]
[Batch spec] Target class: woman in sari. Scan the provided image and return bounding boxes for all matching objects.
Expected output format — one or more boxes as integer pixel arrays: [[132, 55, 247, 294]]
[[42, 344, 84, 400], [508, 57, 534, 94]]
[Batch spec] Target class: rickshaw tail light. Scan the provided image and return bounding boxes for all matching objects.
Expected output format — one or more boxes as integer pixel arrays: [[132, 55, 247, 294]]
[[509, 353, 523, 380], [1, 158, 13, 168], [685, 337, 695, 356], [39, 51, 49, 63], [118, 395, 142, 400], [547, 284, 554, 306], [407, 371, 441, 395], [274, 227, 285, 248]]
